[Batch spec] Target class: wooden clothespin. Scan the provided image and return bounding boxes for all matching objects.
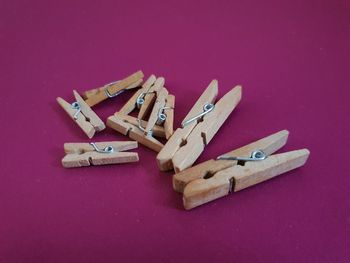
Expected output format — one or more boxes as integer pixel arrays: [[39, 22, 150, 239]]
[[57, 90, 105, 138], [107, 75, 175, 152], [173, 130, 310, 210], [156, 80, 241, 173], [62, 141, 139, 168], [84, 70, 144, 107]]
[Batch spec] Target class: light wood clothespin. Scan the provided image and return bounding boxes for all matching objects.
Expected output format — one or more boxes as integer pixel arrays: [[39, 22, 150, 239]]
[[156, 80, 241, 173], [62, 141, 139, 168], [57, 90, 105, 138], [84, 70, 144, 107], [107, 75, 175, 152], [173, 130, 310, 210]]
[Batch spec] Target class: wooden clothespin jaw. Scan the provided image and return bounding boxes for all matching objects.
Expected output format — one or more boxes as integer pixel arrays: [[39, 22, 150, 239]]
[[84, 70, 144, 107], [172, 130, 310, 210], [156, 80, 242, 173], [163, 94, 175, 140], [62, 141, 139, 168], [57, 90, 105, 138], [106, 75, 175, 152]]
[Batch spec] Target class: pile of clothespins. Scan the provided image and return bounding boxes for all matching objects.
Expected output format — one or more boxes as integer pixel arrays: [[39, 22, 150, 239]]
[[57, 70, 310, 210]]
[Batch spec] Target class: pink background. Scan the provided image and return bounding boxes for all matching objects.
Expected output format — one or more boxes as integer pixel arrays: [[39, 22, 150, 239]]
[[1, 0, 349, 262]]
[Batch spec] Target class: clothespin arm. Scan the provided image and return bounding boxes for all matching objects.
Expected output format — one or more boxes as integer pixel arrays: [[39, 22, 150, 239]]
[[182, 149, 310, 210], [85, 70, 144, 107], [83, 79, 143, 100], [145, 87, 169, 134], [64, 141, 138, 154], [164, 94, 175, 139], [118, 75, 157, 116], [172, 159, 232, 193]]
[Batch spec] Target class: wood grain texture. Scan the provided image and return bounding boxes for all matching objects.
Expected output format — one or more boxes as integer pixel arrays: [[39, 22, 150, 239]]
[[164, 94, 175, 140], [62, 151, 139, 168], [82, 79, 142, 99], [128, 129, 164, 152], [181, 80, 219, 128], [57, 90, 105, 138], [64, 141, 138, 153], [182, 149, 310, 209], [173, 130, 290, 193], [107, 115, 164, 152], [106, 115, 131, 135], [137, 77, 165, 120], [156, 80, 218, 171], [57, 97, 95, 138], [172, 85, 242, 173], [119, 75, 156, 115], [173, 159, 234, 193], [62, 141, 139, 168], [85, 70, 144, 107], [114, 113, 166, 138], [145, 87, 168, 134], [73, 90, 105, 132]]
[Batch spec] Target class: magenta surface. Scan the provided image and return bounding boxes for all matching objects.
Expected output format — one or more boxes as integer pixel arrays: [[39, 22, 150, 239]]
[[1, 0, 349, 262]]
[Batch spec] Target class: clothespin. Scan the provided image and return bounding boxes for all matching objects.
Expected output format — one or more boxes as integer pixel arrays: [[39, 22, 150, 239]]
[[57, 90, 105, 138], [62, 141, 139, 168], [172, 130, 310, 210], [156, 80, 241, 173], [84, 70, 144, 107], [107, 75, 175, 152]]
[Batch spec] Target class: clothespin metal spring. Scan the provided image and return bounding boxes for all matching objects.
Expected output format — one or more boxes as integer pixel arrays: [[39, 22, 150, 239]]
[[217, 150, 267, 162], [89, 142, 115, 153], [181, 103, 215, 127], [136, 91, 155, 109], [156, 106, 174, 125], [71, 102, 81, 120]]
